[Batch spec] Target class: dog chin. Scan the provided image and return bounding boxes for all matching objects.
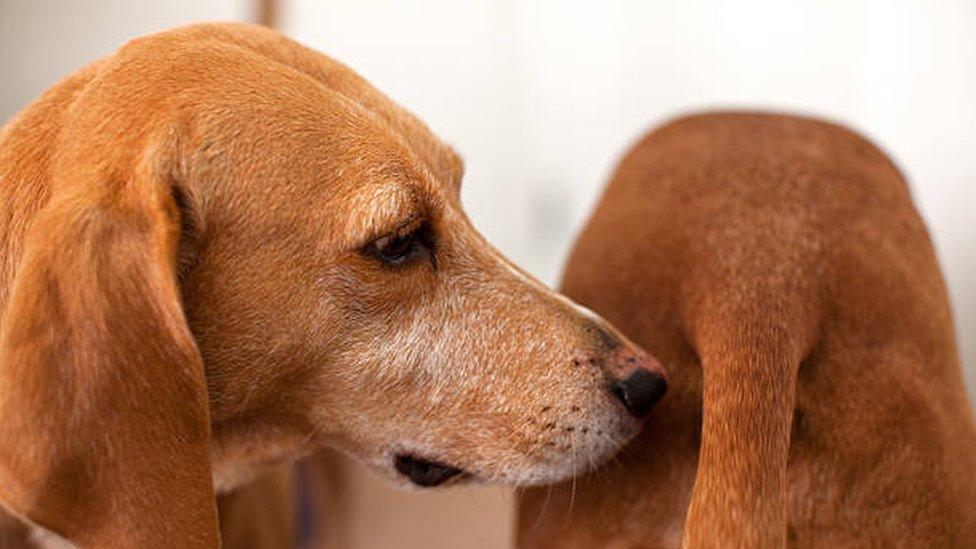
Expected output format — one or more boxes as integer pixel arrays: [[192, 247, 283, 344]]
[[499, 424, 644, 486]]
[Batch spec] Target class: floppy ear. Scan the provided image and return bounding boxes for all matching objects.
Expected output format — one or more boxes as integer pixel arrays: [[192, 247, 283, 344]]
[[0, 134, 219, 546]]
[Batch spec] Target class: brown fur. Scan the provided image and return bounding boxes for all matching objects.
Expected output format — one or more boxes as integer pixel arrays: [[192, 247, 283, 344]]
[[518, 112, 976, 548], [0, 23, 667, 547]]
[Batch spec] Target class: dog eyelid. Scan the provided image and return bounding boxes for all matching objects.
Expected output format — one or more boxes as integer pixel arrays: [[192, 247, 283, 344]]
[[361, 215, 436, 268]]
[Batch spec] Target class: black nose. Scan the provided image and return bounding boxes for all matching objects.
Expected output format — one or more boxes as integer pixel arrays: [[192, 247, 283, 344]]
[[610, 370, 668, 418]]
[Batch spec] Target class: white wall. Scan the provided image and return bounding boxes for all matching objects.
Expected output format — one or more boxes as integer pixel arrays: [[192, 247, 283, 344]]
[[0, 0, 250, 121], [284, 0, 976, 399]]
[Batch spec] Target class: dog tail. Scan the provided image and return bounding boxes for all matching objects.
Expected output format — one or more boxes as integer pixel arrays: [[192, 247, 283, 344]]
[[680, 283, 819, 548]]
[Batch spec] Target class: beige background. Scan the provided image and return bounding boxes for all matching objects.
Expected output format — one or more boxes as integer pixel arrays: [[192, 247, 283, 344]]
[[326, 453, 515, 549]]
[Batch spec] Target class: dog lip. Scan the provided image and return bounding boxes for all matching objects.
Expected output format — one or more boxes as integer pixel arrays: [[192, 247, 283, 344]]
[[394, 453, 465, 487]]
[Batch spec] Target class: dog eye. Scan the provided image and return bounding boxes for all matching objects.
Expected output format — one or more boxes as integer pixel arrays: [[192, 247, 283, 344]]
[[367, 223, 433, 267]]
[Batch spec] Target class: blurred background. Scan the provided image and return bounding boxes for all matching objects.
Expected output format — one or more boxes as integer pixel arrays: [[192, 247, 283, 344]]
[[2, 1, 973, 547]]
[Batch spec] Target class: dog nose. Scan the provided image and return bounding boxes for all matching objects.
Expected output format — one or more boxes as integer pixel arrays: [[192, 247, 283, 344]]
[[610, 369, 668, 419]]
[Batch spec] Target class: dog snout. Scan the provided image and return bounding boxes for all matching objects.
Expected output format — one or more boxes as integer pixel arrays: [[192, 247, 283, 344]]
[[601, 345, 668, 419]]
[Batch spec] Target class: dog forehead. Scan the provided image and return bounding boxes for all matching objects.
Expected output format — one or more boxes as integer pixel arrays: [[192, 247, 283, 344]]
[[122, 23, 464, 190], [108, 24, 463, 236]]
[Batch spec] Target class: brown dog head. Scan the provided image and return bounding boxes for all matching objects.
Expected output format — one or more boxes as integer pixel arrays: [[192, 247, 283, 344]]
[[0, 23, 667, 546]]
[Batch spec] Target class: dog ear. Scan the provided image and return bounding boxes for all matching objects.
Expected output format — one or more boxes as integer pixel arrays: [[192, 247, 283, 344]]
[[0, 131, 219, 546]]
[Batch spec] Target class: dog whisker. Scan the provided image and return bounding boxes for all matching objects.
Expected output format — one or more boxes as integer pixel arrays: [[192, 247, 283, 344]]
[[566, 432, 578, 524], [525, 482, 554, 540]]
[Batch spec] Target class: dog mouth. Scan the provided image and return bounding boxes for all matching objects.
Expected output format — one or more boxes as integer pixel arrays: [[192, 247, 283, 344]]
[[394, 453, 466, 487]]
